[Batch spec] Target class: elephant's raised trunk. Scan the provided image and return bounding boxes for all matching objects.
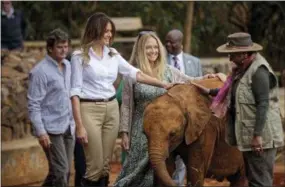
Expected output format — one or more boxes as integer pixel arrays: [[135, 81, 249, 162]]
[[149, 148, 176, 187]]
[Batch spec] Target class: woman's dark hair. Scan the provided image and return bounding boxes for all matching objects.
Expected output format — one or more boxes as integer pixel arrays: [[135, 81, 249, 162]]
[[81, 12, 116, 46], [81, 12, 116, 64]]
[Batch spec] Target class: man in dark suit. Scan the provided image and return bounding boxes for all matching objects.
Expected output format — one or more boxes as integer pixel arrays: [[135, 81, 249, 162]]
[[165, 29, 203, 186], [165, 29, 203, 77]]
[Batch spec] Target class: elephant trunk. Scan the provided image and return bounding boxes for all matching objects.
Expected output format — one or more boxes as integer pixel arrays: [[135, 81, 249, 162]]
[[149, 148, 176, 187]]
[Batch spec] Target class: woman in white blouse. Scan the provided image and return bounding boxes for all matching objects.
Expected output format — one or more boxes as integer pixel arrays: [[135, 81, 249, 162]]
[[70, 12, 172, 187]]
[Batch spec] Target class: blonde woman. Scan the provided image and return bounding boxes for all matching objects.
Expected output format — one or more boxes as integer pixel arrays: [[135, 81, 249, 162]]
[[70, 13, 173, 187], [114, 31, 212, 187]]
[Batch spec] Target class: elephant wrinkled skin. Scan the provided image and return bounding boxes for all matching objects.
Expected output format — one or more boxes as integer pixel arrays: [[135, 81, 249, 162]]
[[143, 77, 247, 187]]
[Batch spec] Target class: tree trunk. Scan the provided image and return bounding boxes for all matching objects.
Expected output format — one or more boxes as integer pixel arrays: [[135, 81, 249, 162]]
[[183, 1, 194, 53]]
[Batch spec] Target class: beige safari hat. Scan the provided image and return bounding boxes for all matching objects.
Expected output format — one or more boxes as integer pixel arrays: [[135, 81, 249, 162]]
[[217, 32, 263, 53]]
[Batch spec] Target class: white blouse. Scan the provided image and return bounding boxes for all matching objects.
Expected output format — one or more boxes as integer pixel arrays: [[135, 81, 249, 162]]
[[70, 46, 139, 99]]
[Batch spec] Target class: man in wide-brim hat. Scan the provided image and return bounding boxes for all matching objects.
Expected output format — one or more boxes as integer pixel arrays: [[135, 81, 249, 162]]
[[194, 32, 284, 187], [216, 32, 263, 53]]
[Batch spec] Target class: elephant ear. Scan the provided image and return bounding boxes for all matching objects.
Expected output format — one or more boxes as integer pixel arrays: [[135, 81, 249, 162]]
[[184, 78, 224, 145]]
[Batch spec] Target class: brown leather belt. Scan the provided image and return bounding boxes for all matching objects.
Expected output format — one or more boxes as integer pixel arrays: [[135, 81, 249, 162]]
[[80, 95, 116, 102]]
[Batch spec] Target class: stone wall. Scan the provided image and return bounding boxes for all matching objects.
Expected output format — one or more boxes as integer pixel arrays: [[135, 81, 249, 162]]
[[1, 50, 46, 141]]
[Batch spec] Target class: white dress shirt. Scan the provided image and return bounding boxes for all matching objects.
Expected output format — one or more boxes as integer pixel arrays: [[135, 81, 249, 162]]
[[70, 46, 139, 99], [169, 52, 185, 74]]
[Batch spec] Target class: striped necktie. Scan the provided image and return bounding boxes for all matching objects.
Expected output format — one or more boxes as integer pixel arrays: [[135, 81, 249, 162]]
[[173, 56, 180, 70]]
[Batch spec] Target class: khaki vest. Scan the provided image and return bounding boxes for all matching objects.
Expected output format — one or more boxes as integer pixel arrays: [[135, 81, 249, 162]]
[[226, 53, 284, 151]]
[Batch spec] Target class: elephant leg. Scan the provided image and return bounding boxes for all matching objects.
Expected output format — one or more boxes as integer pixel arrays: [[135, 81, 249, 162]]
[[227, 165, 248, 187], [187, 140, 205, 187], [187, 130, 217, 187], [209, 133, 247, 186]]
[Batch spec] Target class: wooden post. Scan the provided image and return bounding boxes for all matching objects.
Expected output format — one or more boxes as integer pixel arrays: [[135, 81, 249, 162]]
[[183, 1, 194, 53]]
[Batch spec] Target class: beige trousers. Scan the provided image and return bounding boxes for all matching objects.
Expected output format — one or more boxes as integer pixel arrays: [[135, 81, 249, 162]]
[[80, 99, 119, 181]]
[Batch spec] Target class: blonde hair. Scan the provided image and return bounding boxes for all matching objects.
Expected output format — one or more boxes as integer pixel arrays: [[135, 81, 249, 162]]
[[129, 32, 166, 80], [80, 12, 116, 64]]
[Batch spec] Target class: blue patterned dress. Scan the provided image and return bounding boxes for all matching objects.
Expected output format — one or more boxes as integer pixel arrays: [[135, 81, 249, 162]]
[[114, 68, 172, 187]]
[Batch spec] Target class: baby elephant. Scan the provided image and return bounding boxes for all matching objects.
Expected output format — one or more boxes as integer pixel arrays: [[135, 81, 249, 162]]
[[144, 78, 247, 187]]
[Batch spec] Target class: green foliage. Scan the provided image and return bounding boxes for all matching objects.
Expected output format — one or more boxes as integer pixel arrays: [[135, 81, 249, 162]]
[[11, 1, 285, 70], [95, 1, 187, 39], [192, 1, 237, 56], [14, 1, 98, 40], [229, 1, 285, 70]]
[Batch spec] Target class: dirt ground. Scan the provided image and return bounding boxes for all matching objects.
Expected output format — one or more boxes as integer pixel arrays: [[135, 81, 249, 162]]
[[29, 160, 284, 186], [108, 162, 285, 186]]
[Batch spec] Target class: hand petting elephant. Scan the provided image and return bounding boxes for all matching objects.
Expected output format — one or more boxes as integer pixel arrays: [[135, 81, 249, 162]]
[[143, 77, 247, 187]]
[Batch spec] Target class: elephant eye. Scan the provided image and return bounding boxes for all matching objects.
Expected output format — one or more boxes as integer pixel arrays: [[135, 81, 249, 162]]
[[169, 131, 176, 137]]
